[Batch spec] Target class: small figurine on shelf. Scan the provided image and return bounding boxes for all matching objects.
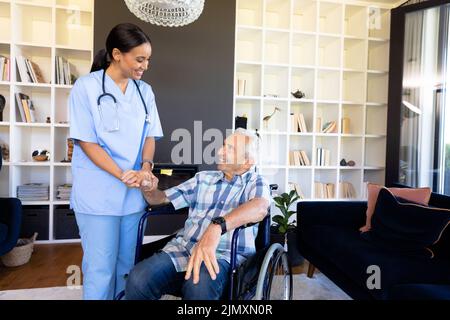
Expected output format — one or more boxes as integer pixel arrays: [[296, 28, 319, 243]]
[[0, 94, 5, 122], [235, 114, 248, 130], [263, 107, 281, 130], [46, 117, 51, 124], [32, 149, 50, 162], [291, 90, 305, 99], [1, 143, 9, 161]]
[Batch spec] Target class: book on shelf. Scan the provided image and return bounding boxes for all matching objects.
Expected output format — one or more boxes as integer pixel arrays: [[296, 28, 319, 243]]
[[316, 117, 322, 133], [56, 56, 78, 85], [314, 182, 335, 199], [15, 93, 38, 123], [288, 182, 305, 200], [316, 148, 331, 166], [341, 117, 351, 134], [16, 56, 46, 84], [290, 113, 308, 133], [322, 121, 337, 133], [289, 150, 310, 166], [0, 55, 10, 81], [339, 181, 357, 199]]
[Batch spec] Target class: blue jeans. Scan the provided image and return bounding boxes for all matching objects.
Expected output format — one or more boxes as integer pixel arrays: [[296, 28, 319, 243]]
[[125, 251, 230, 300]]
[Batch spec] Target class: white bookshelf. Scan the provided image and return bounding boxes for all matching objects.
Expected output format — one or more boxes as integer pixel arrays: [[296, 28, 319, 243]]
[[233, 0, 393, 202], [0, 0, 94, 243]]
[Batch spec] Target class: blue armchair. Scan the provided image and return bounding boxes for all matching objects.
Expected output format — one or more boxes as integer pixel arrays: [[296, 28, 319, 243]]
[[0, 198, 22, 256]]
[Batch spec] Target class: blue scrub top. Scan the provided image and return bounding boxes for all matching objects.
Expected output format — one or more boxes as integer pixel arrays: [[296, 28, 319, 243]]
[[69, 70, 164, 216]]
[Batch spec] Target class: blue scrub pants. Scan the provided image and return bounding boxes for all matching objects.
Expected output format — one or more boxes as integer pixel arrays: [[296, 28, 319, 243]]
[[75, 211, 142, 300]]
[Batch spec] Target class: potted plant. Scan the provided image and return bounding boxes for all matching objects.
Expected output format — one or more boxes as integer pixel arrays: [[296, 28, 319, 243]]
[[271, 190, 304, 267]]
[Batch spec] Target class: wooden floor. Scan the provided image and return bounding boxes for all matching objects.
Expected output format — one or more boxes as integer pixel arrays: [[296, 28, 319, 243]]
[[0, 244, 310, 291]]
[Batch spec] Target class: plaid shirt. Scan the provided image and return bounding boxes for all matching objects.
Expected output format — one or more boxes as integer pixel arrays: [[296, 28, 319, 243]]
[[162, 168, 272, 272]]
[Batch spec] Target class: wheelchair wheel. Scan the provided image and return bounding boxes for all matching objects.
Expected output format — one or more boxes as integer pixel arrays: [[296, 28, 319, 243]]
[[254, 243, 293, 300]]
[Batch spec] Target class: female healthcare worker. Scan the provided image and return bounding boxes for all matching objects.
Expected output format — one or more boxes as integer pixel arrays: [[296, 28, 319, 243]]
[[69, 23, 163, 300]]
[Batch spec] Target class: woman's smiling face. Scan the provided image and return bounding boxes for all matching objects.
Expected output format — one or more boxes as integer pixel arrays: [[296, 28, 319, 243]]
[[112, 42, 152, 80]]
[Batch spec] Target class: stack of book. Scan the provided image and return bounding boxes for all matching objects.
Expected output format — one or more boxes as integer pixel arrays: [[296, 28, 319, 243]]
[[17, 183, 49, 201], [56, 184, 72, 200], [15, 93, 37, 123], [288, 182, 305, 199], [314, 182, 335, 199], [289, 150, 310, 166], [341, 118, 351, 134], [0, 55, 10, 81], [55, 56, 76, 85], [316, 148, 331, 166], [290, 113, 308, 133], [322, 121, 337, 133], [339, 181, 357, 199], [16, 56, 46, 83]]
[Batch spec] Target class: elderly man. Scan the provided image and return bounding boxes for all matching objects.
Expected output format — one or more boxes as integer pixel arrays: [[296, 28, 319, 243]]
[[125, 128, 271, 300]]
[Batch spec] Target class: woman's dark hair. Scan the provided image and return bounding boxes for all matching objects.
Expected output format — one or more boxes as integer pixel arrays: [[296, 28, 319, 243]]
[[90, 23, 152, 73]]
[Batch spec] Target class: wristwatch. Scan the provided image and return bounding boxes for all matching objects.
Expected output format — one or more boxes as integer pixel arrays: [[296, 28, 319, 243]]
[[211, 217, 227, 235], [141, 159, 154, 171]]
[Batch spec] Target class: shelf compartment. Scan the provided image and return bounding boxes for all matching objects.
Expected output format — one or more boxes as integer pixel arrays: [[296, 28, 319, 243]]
[[56, 8, 92, 50], [339, 169, 361, 199], [263, 65, 289, 98], [15, 3, 52, 46], [55, 47, 92, 84], [13, 85, 51, 123], [237, 0, 263, 27], [290, 101, 313, 133], [289, 135, 313, 166], [292, 0, 317, 32], [319, 1, 343, 35], [12, 165, 50, 199], [236, 27, 262, 62], [291, 33, 316, 66], [344, 38, 366, 70], [56, 0, 93, 12], [342, 71, 365, 103], [315, 135, 338, 167], [316, 103, 339, 133], [368, 40, 389, 71], [0, 164, 9, 197], [367, 73, 388, 104], [11, 125, 51, 162], [260, 167, 286, 194], [55, 87, 71, 125], [235, 99, 260, 131], [344, 5, 367, 38], [316, 70, 340, 101], [288, 168, 312, 199], [264, 31, 289, 65], [368, 8, 390, 39], [236, 63, 261, 97], [342, 104, 364, 135], [0, 2, 10, 42], [265, 0, 290, 30], [314, 168, 337, 199], [340, 136, 363, 168], [366, 104, 387, 135], [0, 43, 10, 82], [364, 137, 386, 168], [53, 166, 72, 201], [0, 83, 10, 122], [262, 100, 288, 132], [318, 36, 341, 68], [260, 134, 287, 166], [291, 67, 315, 100], [14, 45, 52, 84], [54, 126, 71, 163]]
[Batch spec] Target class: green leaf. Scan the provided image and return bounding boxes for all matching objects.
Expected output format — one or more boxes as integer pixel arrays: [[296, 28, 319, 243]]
[[272, 215, 285, 225], [279, 225, 287, 234]]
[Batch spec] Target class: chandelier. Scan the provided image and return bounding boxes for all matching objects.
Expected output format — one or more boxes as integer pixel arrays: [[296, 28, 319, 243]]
[[124, 0, 205, 27]]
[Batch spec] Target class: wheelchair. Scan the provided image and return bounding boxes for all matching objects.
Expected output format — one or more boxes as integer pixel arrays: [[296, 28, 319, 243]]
[[116, 184, 293, 300]]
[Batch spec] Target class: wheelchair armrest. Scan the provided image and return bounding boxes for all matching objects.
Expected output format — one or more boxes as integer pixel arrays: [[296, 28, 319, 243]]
[[148, 202, 177, 215]]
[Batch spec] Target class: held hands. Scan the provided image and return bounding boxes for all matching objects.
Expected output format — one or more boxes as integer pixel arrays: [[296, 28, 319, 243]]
[[185, 224, 222, 285], [121, 169, 158, 190]]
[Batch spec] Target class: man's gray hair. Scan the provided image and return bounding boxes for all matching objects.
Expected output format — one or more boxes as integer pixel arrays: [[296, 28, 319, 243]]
[[233, 128, 260, 163]]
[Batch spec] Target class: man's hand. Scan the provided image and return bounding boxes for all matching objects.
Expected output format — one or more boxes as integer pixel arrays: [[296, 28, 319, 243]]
[[140, 171, 159, 193], [185, 224, 222, 284]]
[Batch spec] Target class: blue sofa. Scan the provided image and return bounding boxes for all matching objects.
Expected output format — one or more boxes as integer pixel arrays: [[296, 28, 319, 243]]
[[0, 198, 22, 257], [296, 191, 450, 300]]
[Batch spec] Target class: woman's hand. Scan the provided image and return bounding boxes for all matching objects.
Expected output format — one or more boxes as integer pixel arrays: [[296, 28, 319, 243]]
[[121, 170, 141, 188]]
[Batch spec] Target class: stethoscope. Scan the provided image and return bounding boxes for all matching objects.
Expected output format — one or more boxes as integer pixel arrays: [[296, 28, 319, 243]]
[[97, 69, 151, 123]]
